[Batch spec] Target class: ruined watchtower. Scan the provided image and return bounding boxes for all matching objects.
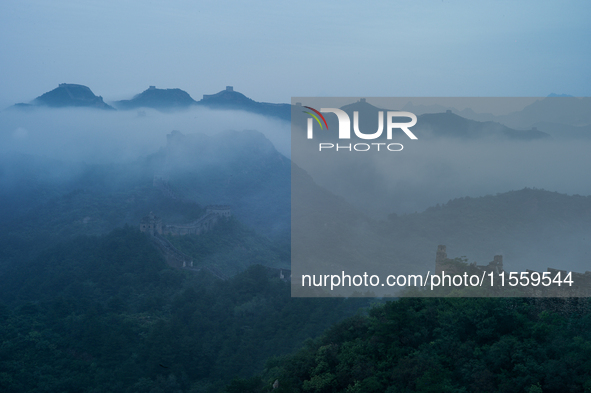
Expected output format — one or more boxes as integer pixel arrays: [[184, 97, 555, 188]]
[[140, 212, 162, 236]]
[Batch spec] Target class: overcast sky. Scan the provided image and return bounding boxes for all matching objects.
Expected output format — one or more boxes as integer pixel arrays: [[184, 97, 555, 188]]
[[1, 0, 589, 108]]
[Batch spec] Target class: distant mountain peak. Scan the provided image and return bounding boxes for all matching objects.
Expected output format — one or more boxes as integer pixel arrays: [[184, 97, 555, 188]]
[[10, 83, 292, 120], [113, 86, 197, 110], [25, 83, 115, 110], [340, 98, 385, 112], [197, 86, 290, 121], [200, 86, 257, 106]]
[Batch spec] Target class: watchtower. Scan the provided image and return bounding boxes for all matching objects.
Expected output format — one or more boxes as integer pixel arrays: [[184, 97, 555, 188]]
[[140, 212, 162, 236]]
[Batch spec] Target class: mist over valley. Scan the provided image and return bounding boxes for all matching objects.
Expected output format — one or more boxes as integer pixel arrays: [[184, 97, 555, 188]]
[[1, 87, 591, 390]]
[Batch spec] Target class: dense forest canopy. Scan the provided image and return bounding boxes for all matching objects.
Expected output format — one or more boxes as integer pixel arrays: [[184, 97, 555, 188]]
[[0, 227, 369, 392], [234, 297, 591, 393]]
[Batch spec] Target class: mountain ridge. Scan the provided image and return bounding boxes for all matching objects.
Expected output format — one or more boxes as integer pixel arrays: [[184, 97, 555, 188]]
[[15, 83, 115, 110], [113, 86, 197, 110], [196, 86, 290, 121]]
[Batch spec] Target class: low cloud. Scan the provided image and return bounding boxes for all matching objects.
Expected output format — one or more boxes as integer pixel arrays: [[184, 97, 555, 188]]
[[0, 106, 291, 164], [295, 137, 591, 217]]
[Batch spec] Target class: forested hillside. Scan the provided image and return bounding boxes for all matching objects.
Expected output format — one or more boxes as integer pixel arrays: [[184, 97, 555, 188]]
[[0, 227, 369, 393], [236, 297, 591, 393]]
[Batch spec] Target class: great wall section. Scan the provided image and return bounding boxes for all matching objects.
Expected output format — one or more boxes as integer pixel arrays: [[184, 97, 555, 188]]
[[140, 170, 291, 282], [149, 231, 229, 281]]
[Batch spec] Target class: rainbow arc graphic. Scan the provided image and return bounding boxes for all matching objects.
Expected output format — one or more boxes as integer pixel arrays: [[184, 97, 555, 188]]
[[303, 106, 328, 130]]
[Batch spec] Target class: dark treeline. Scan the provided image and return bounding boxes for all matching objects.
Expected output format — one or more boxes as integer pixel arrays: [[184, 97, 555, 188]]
[[3, 226, 591, 392], [234, 297, 591, 393], [0, 227, 369, 392]]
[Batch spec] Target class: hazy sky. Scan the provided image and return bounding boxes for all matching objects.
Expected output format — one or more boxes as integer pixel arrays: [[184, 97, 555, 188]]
[[1, 0, 590, 108]]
